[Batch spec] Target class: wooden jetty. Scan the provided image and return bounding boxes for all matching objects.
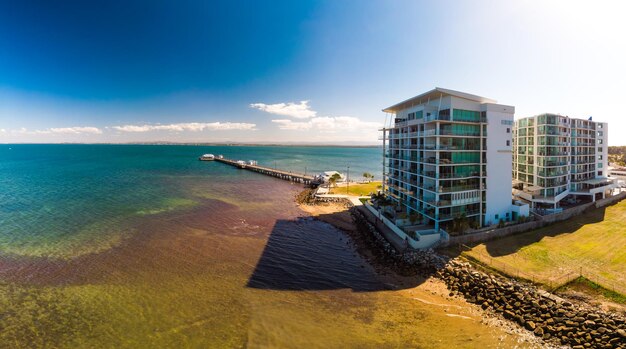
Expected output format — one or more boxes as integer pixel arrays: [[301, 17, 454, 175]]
[[214, 157, 319, 186]]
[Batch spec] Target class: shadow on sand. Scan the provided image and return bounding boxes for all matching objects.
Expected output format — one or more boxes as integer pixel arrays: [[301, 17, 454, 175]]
[[246, 214, 423, 292]]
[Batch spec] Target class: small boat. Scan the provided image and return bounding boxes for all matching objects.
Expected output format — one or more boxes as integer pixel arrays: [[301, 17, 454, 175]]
[[217, 154, 224, 159], [248, 160, 257, 166], [199, 154, 215, 161], [236, 160, 247, 168]]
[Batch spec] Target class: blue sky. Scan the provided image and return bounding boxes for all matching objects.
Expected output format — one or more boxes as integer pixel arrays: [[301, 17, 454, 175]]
[[1, 0, 625, 144]]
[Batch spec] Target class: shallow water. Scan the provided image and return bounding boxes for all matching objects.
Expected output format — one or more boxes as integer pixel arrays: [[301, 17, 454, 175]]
[[0, 144, 534, 348]]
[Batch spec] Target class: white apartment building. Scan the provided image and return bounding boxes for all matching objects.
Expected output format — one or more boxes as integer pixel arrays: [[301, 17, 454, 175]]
[[382, 87, 527, 231], [512, 114, 615, 210]]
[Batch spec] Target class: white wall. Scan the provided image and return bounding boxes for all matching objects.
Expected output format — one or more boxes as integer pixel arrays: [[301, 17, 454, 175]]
[[484, 104, 515, 225]]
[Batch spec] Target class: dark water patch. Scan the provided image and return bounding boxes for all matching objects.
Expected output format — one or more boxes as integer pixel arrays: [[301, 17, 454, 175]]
[[247, 219, 391, 292]]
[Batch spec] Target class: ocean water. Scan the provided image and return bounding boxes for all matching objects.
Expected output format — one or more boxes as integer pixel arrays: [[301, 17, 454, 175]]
[[0, 144, 532, 348], [0, 144, 381, 259]]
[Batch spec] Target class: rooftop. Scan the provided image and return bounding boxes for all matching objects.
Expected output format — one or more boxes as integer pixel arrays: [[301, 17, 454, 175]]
[[382, 87, 497, 113]]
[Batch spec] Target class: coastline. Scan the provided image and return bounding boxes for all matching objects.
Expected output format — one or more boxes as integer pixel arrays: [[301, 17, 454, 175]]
[[295, 195, 625, 349], [295, 198, 549, 347]]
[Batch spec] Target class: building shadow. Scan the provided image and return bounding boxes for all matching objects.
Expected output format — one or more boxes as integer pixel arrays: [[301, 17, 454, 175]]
[[479, 206, 607, 257], [246, 216, 422, 292]]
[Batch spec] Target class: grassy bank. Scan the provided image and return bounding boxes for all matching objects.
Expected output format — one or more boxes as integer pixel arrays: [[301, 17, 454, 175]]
[[556, 276, 626, 305], [462, 199, 626, 294], [329, 181, 381, 196]]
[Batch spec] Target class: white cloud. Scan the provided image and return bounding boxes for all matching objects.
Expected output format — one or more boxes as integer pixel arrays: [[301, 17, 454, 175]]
[[0, 129, 5, 133], [271, 116, 380, 132], [12, 126, 102, 135], [250, 100, 316, 119], [48, 127, 102, 134], [111, 122, 256, 133]]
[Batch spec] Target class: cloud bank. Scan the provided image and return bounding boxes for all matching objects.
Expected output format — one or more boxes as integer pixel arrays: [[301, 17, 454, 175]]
[[251, 100, 381, 137], [12, 126, 102, 135], [250, 101, 316, 119], [111, 122, 256, 132]]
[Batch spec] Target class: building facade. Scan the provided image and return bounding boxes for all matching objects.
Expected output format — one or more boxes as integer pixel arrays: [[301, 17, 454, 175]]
[[512, 114, 614, 209], [381, 88, 522, 231]]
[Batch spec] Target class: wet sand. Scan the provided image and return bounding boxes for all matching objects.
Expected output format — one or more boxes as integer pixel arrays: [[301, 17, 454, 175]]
[[297, 200, 549, 348]]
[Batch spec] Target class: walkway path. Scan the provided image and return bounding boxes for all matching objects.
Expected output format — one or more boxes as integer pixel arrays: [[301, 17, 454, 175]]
[[312, 189, 412, 252], [355, 205, 411, 252]]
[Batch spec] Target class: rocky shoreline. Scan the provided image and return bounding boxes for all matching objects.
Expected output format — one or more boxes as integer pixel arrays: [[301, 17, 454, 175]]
[[350, 208, 626, 349]]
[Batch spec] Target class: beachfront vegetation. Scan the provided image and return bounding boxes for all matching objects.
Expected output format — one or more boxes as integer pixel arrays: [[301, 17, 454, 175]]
[[328, 173, 341, 187], [608, 145, 626, 166], [462, 199, 626, 293], [330, 181, 382, 196], [362, 172, 374, 182]]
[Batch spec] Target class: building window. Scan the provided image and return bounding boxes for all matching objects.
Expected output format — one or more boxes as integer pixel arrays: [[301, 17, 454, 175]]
[[495, 214, 499, 220], [598, 147, 603, 152], [598, 171, 603, 176], [506, 140, 510, 146], [452, 109, 481, 122], [506, 127, 510, 133]]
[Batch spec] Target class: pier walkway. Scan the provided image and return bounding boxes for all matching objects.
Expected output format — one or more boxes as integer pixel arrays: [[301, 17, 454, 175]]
[[215, 157, 318, 185]]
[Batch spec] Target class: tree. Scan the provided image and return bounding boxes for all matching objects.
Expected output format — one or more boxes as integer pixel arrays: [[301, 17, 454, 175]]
[[329, 173, 342, 188], [450, 213, 470, 233], [362, 172, 374, 182], [371, 192, 392, 208]]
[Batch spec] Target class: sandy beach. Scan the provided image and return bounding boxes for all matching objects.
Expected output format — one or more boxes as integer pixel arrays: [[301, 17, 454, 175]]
[[296, 198, 551, 348]]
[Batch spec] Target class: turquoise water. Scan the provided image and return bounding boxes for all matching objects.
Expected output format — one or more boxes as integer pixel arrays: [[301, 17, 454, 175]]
[[0, 144, 381, 258]]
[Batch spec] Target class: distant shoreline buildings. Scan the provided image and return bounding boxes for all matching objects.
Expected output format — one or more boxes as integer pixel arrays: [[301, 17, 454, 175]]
[[380, 87, 616, 235]]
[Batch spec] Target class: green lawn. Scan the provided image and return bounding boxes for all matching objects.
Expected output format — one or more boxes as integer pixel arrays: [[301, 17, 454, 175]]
[[329, 181, 382, 197], [463, 199, 626, 293]]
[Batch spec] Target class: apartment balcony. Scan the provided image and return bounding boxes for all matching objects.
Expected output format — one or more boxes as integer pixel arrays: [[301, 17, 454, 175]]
[[423, 129, 482, 137], [538, 152, 568, 157], [423, 171, 437, 178], [424, 114, 451, 122], [438, 210, 481, 221], [438, 171, 482, 179], [537, 172, 568, 178], [431, 145, 483, 151], [439, 184, 483, 193], [387, 132, 419, 139], [425, 200, 451, 207]]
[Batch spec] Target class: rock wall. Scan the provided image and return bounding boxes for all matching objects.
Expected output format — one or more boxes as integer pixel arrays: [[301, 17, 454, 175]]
[[351, 209, 626, 349], [438, 261, 626, 349]]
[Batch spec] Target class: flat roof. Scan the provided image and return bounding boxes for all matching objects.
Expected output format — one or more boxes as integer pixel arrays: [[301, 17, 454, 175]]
[[582, 177, 613, 185], [382, 87, 497, 113]]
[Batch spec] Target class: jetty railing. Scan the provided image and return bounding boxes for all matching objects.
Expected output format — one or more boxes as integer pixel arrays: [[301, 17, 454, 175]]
[[214, 157, 319, 185]]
